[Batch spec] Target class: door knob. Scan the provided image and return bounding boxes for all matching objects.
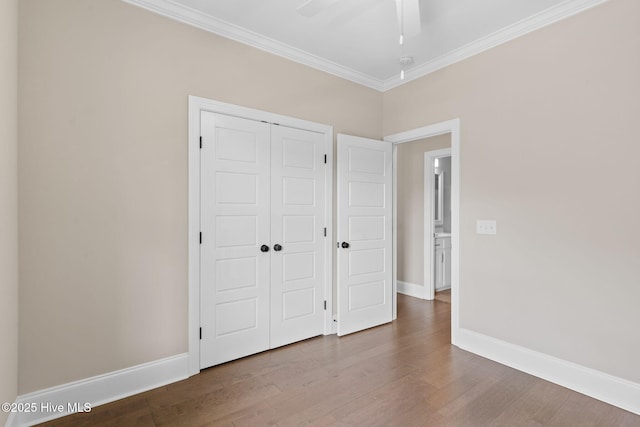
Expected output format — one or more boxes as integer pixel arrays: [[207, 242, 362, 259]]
[[273, 244, 282, 252], [260, 244, 270, 252], [341, 242, 350, 249]]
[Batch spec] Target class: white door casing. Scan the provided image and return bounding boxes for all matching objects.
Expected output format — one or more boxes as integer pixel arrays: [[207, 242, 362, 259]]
[[337, 134, 393, 336], [200, 112, 271, 368], [270, 125, 326, 348]]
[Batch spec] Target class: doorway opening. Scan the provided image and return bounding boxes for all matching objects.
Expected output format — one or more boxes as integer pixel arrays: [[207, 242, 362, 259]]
[[385, 119, 461, 345]]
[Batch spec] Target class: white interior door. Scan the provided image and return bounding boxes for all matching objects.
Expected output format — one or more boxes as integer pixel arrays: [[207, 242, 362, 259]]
[[270, 125, 325, 348], [337, 134, 393, 336], [200, 113, 327, 368], [200, 112, 271, 368]]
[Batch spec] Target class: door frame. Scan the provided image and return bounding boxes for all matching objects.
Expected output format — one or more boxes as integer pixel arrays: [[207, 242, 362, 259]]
[[384, 118, 460, 344], [187, 96, 334, 376], [425, 148, 452, 301]]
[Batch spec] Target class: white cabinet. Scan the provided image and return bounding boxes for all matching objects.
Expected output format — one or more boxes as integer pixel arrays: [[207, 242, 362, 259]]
[[434, 235, 451, 291]]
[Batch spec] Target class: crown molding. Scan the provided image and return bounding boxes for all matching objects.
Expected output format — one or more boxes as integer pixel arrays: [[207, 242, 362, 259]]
[[121, 0, 386, 91], [382, 0, 609, 91], [123, 0, 609, 93]]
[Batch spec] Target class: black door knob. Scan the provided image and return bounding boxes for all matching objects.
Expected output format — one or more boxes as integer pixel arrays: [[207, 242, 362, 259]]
[[260, 244, 270, 252], [341, 242, 350, 249], [273, 244, 283, 252]]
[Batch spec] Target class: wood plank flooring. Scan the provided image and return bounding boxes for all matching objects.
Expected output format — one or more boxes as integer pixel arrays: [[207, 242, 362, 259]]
[[434, 289, 451, 304], [41, 295, 640, 426]]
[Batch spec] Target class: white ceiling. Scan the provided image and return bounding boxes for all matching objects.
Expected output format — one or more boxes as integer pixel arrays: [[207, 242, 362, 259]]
[[124, 0, 606, 91]]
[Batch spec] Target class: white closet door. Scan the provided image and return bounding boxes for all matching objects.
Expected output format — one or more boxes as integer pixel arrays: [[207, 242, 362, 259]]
[[200, 112, 271, 368], [270, 125, 325, 348], [337, 134, 393, 336]]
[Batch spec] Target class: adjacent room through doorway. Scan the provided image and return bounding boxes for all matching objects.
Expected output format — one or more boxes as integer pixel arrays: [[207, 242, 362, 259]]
[[396, 134, 452, 305]]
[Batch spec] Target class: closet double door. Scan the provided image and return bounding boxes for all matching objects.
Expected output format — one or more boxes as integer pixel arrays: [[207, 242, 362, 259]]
[[200, 112, 326, 369]]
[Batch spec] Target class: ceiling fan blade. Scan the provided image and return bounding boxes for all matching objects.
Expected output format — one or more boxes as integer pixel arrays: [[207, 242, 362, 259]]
[[297, 0, 340, 17], [395, 0, 421, 38]]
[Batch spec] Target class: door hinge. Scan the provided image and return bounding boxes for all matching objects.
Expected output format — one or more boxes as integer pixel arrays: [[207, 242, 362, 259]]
[[324, 227, 327, 237], [199, 232, 202, 244], [324, 300, 327, 310], [199, 327, 202, 340], [199, 136, 202, 149], [324, 154, 327, 164]]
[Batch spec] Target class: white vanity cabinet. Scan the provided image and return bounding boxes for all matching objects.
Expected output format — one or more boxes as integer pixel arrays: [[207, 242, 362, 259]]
[[434, 235, 451, 291]]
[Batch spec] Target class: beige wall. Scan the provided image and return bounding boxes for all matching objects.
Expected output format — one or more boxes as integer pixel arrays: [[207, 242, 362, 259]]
[[18, 0, 382, 394], [397, 135, 450, 286], [385, 0, 640, 383], [0, 0, 19, 423]]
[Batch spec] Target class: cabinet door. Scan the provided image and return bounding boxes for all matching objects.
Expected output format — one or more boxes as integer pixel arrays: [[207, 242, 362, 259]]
[[434, 244, 444, 290], [200, 112, 271, 369], [443, 243, 452, 288]]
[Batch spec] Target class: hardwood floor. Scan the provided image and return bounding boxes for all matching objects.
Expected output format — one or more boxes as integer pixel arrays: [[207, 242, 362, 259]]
[[41, 295, 640, 426], [434, 289, 451, 304]]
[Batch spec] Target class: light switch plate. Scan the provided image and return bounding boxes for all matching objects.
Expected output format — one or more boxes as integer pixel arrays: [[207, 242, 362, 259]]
[[477, 220, 497, 235]]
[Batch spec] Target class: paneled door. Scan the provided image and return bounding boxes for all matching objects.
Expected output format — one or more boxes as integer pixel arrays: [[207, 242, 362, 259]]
[[200, 112, 327, 368], [337, 134, 393, 336], [270, 125, 325, 348], [200, 112, 271, 368]]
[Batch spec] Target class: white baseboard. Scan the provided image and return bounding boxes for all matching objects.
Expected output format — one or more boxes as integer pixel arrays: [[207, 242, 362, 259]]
[[397, 280, 426, 299], [456, 328, 640, 416], [7, 353, 189, 427]]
